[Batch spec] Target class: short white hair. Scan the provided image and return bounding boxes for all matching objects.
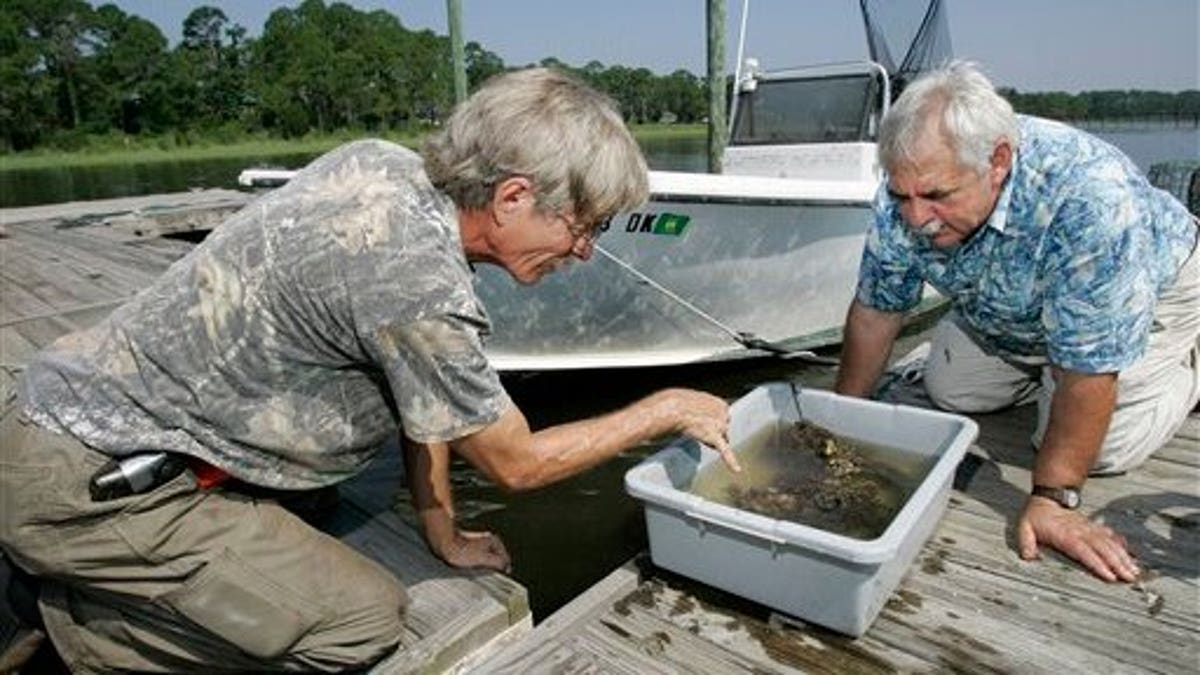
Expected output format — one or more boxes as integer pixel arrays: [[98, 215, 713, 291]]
[[422, 68, 648, 228], [878, 61, 1020, 174]]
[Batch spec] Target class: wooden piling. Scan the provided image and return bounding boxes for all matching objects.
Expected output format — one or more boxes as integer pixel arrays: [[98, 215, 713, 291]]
[[706, 0, 727, 174], [447, 0, 467, 104]]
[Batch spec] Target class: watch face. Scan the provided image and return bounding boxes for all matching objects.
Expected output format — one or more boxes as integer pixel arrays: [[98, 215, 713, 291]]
[[1062, 489, 1081, 509]]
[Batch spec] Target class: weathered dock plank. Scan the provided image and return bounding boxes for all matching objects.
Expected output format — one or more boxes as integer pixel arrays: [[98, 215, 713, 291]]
[[0, 189, 249, 228]]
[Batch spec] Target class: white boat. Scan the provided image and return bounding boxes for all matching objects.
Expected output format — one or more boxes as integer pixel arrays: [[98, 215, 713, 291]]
[[473, 61, 888, 370], [240, 1, 951, 371]]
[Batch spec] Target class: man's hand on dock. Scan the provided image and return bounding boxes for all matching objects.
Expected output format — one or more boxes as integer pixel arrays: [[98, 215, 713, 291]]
[[431, 525, 513, 573], [1017, 498, 1141, 583]]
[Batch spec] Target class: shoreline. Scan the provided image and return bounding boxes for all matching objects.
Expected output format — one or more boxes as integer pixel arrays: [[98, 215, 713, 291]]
[[0, 124, 706, 172]]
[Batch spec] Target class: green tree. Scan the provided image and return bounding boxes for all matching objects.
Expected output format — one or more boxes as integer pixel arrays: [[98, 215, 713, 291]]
[[252, 0, 334, 136], [90, 4, 170, 133], [1176, 90, 1200, 123], [0, 2, 56, 149], [250, 0, 452, 136], [175, 6, 251, 129], [465, 40, 504, 89], [8, 0, 99, 132], [658, 69, 705, 122], [407, 28, 453, 123]]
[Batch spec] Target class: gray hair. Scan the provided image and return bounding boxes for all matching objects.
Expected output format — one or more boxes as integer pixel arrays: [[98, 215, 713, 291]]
[[422, 68, 649, 228], [878, 61, 1020, 174]]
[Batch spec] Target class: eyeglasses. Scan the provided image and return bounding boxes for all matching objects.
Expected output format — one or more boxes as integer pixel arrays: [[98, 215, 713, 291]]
[[556, 211, 603, 246]]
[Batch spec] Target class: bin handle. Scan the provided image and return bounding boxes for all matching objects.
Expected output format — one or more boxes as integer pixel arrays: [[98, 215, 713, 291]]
[[684, 509, 787, 545]]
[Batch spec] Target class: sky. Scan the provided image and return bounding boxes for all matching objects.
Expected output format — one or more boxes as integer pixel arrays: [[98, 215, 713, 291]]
[[103, 0, 1199, 93]]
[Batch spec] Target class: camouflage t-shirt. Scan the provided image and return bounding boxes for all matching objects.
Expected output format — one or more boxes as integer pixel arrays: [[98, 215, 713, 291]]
[[20, 140, 511, 489]]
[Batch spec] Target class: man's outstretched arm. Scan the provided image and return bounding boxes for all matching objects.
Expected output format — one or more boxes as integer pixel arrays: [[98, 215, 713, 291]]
[[451, 388, 735, 493]]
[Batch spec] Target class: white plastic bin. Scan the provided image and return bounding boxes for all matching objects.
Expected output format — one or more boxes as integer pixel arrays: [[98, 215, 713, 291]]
[[624, 382, 978, 636]]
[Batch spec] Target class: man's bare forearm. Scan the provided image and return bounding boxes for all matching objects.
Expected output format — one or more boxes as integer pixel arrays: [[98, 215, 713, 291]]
[[519, 390, 695, 486], [403, 437, 456, 540], [835, 300, 904, 397], [453, 389, 732, 492], [1033, 368, 1117, 488]]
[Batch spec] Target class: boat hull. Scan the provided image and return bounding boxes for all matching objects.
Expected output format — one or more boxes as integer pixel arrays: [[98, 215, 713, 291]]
[[475, 171, 877, 370]]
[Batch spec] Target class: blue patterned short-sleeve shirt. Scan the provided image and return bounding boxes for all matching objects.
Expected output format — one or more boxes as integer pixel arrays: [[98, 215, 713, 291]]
[[856, 115, 1197, 373], [20, 140, 511, 489]]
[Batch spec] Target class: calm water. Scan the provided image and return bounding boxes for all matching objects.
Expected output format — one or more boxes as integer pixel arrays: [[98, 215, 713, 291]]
[[1, 125, 1196, 621], [0, 137, 712, 208], [0, 152, 322, 208], [1081, 125, 1200, 172], [1, 125, 1196, 208]]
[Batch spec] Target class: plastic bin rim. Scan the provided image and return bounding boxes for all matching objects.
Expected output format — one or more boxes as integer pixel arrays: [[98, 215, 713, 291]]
[[625, 416, 978, 564]]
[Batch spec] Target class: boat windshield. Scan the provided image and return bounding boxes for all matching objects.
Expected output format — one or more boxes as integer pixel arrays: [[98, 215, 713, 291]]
[[730, 73, 882, 146]]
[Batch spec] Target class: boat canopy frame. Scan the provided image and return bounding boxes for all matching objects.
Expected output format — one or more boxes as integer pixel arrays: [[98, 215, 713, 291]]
[[728, 60, 891, 147]]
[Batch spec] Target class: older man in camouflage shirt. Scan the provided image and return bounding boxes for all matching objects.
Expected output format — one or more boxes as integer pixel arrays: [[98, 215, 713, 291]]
[[1, 69, 736, 672]]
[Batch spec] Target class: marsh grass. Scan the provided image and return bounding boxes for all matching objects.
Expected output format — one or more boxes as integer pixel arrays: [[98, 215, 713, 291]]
[[0, 124, 705, 172]]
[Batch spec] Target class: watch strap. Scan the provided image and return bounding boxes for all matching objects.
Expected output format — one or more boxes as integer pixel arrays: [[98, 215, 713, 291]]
[[1032, 484, 1082, 509]]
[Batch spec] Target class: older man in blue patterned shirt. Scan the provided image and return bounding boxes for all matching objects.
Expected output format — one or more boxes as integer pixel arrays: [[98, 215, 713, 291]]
[[836, 62, 1199, 584]]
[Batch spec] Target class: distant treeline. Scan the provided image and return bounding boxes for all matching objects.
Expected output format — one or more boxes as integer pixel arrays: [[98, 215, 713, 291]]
[[1, 0, 1195, 154], [0, 0, 705, 153], [998, 88, 1200, 124]]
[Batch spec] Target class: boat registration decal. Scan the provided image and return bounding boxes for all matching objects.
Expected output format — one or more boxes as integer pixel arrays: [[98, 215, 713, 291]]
[[623, 212, 692, 237]]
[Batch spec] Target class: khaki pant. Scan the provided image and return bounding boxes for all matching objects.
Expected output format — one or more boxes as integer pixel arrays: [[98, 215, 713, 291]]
[[0, 407, 408, 673], [922, 239, 1200, 474]]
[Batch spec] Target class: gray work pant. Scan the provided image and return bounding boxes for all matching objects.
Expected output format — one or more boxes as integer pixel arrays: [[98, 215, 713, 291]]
[[922, 238, 1200, 474], [0, 407, 408, 673]]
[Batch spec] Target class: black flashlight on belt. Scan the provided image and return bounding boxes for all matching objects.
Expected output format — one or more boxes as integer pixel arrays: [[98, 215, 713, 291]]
[[89, 452, 189, 502]]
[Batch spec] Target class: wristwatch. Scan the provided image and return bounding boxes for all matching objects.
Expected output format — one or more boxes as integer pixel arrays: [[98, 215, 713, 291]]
[[1032, 485, 1082, 509]]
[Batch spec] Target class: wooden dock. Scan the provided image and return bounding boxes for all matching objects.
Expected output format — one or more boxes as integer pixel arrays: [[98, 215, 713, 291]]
[[3, 191, 1198, 673]]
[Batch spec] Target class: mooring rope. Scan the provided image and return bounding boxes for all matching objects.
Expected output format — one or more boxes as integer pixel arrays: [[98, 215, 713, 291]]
[[593, 244, 839, 365]]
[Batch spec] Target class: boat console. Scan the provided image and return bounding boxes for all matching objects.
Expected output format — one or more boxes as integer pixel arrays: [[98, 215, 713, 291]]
[[723, 60, 890, 183]]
